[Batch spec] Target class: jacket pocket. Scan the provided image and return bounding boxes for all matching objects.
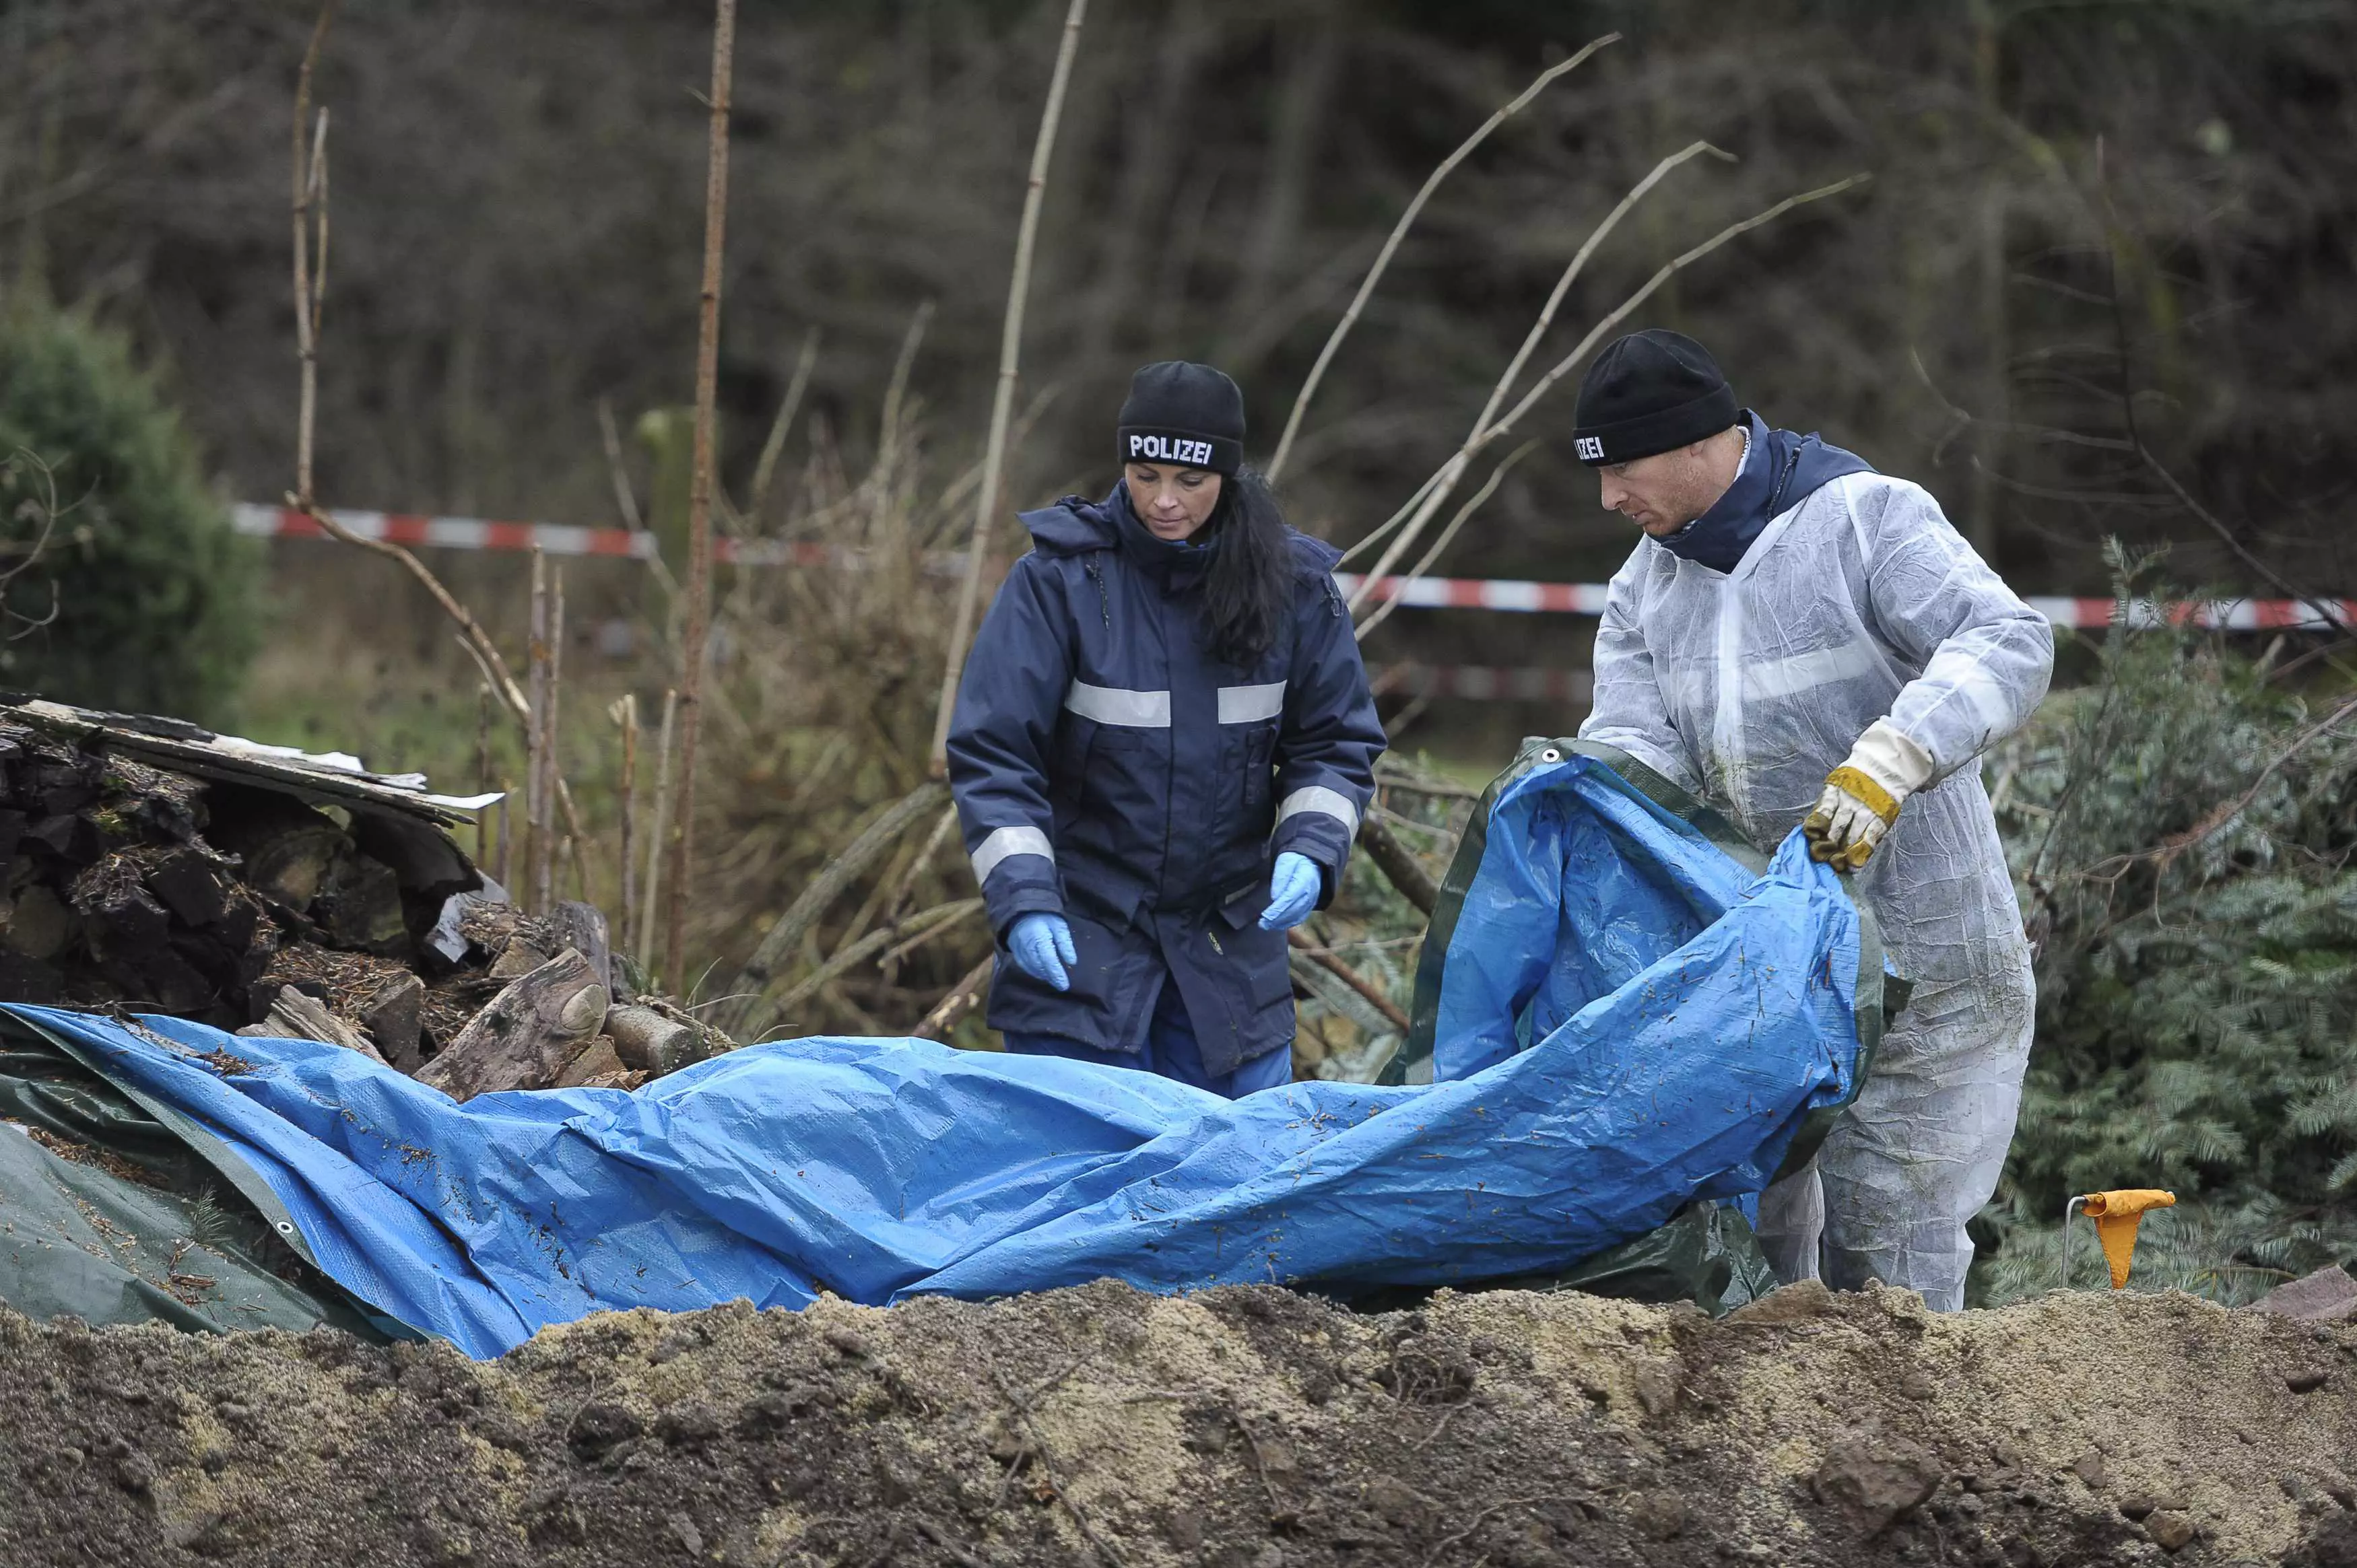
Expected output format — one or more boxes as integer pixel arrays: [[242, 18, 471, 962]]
[[1217, 891, 1297, 1014], [1216, 720, 1280, 838], [1047, 714, 1094, 809], [990, 909, 1159, 1052], [1054, 722, 1170, 902]]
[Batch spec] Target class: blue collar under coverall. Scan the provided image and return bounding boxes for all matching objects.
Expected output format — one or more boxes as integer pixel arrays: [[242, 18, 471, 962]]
[[945, 482, 1387, 1077]]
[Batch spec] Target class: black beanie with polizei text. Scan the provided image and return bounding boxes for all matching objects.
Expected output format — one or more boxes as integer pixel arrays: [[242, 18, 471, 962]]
[[1118, 361, 1244, 475], [1570, 329, 1739, 466]]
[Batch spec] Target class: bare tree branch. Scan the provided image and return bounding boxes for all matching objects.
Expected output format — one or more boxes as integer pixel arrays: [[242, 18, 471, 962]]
[[663, 0, 740, 988], [747, 897, 983, 1039], [0, 450, 65, 638], [721, 778, 950, 1038], [1289, 928, 1409, 1034], [929, 0, 1090, 779], [915, 953, 994, 1042], [1353, 440, 1537, 641], [638, 688, 679, 972], [1354, 815, 1438, 916], [1267, 35, 1619, 482], [596, 397, 644, 532], [1351, 157, 1850, 614], [1346, 139, 1732, 596], [288, 3, 337, 509], [749, 325, 822, 520], [2090, 140, 2342, 631]]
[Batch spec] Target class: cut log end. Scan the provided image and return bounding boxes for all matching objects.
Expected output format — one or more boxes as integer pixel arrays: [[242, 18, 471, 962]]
[[605, 1003, 706, 1076], [414, 947, 609, 1102]]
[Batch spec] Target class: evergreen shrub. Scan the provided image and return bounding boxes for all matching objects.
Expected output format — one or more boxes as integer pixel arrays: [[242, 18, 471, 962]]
[[1977, 553, 2357, 1299], [0, 303, 259, 721]]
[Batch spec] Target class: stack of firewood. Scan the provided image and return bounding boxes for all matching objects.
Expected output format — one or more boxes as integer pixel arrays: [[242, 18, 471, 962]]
[[0, 697, 723, 1099]]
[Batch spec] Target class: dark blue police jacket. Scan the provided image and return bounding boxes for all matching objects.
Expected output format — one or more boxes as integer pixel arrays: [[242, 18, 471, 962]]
[[945, 483, 1386, 1074]]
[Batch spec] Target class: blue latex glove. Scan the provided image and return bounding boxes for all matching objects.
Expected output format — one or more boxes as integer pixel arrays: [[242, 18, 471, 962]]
[[1257, 851, 1323, 931], [1007, 912, 1077, 992]]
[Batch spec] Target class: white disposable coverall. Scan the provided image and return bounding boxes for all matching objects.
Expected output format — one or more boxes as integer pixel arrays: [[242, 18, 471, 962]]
[[1579, 469, 2053, 1310]]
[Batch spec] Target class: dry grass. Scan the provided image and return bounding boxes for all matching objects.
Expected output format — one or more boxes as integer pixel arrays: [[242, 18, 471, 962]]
[[685, 394, 989, 1033], [236, 372, 1003, 1039], [241, 360, 1449, 1056]]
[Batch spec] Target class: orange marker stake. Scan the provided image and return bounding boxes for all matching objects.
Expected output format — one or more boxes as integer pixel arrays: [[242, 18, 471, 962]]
[[2068, 1190, 2177, 1289]]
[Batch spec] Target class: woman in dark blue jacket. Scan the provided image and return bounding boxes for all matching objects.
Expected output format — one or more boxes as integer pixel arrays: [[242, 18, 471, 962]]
[[946, 362, 1387, 1096]]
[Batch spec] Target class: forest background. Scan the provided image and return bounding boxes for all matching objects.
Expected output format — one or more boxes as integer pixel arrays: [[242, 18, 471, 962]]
[[1, 0, 2354, 1303]]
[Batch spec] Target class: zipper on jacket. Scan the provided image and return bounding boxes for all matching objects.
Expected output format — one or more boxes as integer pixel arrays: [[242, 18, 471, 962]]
[[1768, 446, 1804, 516], [1084, 555, 1111, 629]]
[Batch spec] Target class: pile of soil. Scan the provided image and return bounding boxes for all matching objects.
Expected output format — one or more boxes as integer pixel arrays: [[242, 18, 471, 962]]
[[1, 1281, 2350, 1567]]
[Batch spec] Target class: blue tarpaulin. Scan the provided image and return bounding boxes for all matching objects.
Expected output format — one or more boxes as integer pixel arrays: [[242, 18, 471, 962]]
[[1, 754, 1865, 1359]]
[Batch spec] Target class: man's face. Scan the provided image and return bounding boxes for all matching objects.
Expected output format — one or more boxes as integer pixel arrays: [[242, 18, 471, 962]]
[[1597, 443, 1712, 537]]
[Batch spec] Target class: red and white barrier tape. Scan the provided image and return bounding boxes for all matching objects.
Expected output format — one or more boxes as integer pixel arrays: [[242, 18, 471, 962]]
[[1381, 664, 1594, 703], [234, 503, 836, 568], [1334, 573, 2357, 632], [238, 505, 2352, 631]]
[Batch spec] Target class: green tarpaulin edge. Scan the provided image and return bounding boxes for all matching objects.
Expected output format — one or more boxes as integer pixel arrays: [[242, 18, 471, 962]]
[[1374, 740, 1904, 1314], [0, 1013, 396, 1340], [1386, 738, 1894, 1169]]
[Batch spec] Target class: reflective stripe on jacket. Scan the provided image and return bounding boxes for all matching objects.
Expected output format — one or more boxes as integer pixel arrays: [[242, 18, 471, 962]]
[[946, 482, 1386, 1072]]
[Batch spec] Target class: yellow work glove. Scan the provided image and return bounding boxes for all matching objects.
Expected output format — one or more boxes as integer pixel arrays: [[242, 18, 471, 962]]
[[1803, 719, 1934, 873]]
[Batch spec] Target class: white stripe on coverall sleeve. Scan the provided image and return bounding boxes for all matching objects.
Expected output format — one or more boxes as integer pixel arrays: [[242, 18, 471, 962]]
[[1063, 681, 1172, 727], [970, 825, 1054, 885], [1217, 681, 1287, 723], [1276, 786, 1360, 836]]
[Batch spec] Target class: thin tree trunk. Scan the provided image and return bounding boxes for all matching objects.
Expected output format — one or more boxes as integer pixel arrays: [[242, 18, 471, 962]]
[[539, 565, 566, 914], [525, 547, 549, 912], [289, 3, 337, 508], [494, 782, 512, 890], [560, 779, 591, 905], [927, 0, 1090, 778], [638, 688, 679, 972], [473, 680, 492, 868], [614, 694, 639, 958], [279, 0, 541, 755], [662, 0, 739, 990]]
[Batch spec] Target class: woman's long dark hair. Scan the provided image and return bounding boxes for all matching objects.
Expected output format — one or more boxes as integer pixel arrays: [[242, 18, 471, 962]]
[[1197, 465, 1293, 668]]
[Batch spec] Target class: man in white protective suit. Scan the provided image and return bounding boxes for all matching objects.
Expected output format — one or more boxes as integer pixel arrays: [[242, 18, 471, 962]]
[[1570, 329, 2053, 1311]]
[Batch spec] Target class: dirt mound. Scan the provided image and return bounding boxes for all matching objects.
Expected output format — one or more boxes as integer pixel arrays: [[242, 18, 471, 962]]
[[0, 1282, 2350, 1567]]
